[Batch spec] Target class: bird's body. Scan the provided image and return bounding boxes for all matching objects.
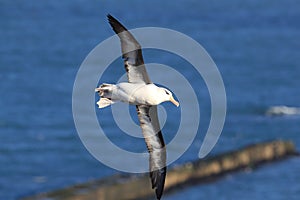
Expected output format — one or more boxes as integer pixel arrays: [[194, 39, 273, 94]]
[[95, 14, 179, 200], [96, 83, 177, 108]]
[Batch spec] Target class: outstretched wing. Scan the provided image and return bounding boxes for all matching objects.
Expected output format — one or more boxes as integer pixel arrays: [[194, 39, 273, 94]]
[[107, 14, 151, 84], [107, 14, 166, 199], [136, 105, 166, 200]]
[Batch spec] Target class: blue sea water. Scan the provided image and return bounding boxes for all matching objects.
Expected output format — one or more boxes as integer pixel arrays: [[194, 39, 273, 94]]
[[0, 0, 299, 199]]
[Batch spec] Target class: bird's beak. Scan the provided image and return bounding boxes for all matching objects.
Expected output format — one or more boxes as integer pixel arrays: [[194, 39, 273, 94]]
[[170, 96, 179, 107]]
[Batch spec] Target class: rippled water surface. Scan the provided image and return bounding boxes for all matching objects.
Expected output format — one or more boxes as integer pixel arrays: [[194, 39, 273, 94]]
[[0, 0, 299, 199]]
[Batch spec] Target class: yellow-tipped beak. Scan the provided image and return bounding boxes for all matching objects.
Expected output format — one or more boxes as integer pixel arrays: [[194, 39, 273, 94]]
[[170, 96, 180, 107]]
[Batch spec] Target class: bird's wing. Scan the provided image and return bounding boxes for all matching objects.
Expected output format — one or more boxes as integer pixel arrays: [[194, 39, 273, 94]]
[[107, 14, 151, 84], [136, 105, 166, 200]]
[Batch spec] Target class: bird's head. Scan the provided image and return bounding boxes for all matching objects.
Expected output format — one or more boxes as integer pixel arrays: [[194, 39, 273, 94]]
[[158, 88, 180, 107]]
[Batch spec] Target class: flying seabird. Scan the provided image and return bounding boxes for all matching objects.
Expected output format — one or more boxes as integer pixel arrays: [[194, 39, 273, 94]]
[[95, 14, 179, 200]]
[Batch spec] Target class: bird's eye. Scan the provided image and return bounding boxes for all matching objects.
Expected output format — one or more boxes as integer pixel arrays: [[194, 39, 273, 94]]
[[165, 90, 169, 95]]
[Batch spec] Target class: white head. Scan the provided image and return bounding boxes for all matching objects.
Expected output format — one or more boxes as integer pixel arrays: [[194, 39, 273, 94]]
[[157, 87, 180, 107]]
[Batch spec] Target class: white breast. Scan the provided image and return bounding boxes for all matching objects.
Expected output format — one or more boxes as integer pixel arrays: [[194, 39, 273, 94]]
[[115, 83, 160, 105]]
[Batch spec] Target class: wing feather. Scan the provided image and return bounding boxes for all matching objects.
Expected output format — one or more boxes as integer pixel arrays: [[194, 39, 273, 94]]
[[107, 14, 166, 199], [136, 105, 166, 200], [107, 14, 151, 84]]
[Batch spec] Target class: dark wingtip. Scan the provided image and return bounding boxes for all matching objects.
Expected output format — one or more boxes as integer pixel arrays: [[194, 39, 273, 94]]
[[106, 14, 128, 34], [107, 14, 115, 26], [151, 167, 166, 200], [107, 14, 113, 20]]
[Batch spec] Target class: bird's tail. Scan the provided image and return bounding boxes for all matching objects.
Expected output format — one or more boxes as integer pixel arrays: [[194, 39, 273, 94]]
[[95, 83, 116, 108], [95, 83, 114, 97]]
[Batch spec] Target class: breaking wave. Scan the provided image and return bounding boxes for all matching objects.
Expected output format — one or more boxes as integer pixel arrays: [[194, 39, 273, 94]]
[[265, 106, 300, 116]]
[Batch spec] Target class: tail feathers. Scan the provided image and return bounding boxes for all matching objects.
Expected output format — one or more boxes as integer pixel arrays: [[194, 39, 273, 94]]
[[95, 84, 116, 108], [96, 98, 115, 108], [95, 83, 114, 98]]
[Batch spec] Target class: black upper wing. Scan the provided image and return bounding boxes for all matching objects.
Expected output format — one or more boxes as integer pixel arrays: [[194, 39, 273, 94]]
[[107, 14, 166, 200], [136, 105, 166, 200], [107, 14, 151, 84]]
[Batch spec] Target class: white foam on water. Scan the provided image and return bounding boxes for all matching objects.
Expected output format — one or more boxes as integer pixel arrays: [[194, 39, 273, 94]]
[[266, 106, 300, 116]]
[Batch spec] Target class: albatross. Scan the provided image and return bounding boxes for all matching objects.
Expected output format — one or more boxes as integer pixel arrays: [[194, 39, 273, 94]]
[[95, 14, 179, 200]]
